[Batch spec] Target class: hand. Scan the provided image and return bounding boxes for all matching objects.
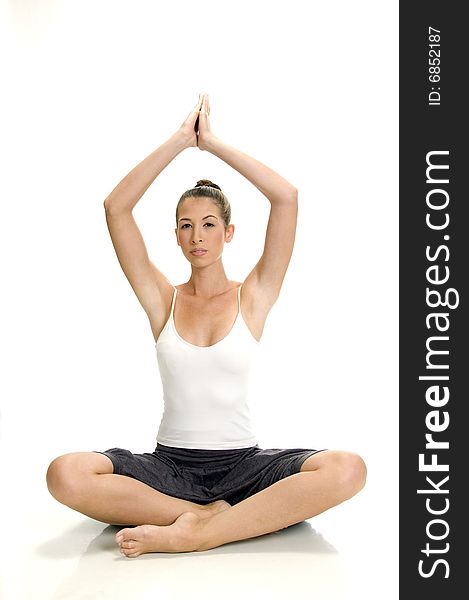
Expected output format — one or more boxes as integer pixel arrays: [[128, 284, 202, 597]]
[[178, 94, 204, 149], [196, 93, 216, 151]]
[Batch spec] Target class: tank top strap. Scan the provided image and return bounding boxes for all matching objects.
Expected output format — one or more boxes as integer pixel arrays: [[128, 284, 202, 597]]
[[170, 286, 178, 318], [237, 284, 242, 314]]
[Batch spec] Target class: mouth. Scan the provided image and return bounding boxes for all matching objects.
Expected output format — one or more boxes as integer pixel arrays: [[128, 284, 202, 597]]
[[190, 249, 207, 256]]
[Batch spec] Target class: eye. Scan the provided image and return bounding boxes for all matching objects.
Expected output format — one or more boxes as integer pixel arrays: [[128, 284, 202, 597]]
[[204, 222, 215, 227], [180, 223, 191, 229]]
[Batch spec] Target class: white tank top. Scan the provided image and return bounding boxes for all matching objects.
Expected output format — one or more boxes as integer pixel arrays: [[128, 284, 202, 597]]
[[155, 284, 259, 449]]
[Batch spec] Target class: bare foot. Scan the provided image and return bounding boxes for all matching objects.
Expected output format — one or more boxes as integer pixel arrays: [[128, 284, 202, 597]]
[[199, 499, 231, 519], [116, 511, 205, 557]]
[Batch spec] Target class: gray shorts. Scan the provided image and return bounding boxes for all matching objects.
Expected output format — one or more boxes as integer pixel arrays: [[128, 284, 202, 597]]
[[95, 443, 324, 506]]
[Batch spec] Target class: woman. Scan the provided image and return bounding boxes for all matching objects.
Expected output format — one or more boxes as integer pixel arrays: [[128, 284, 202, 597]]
[[46, 93, 366, 557]]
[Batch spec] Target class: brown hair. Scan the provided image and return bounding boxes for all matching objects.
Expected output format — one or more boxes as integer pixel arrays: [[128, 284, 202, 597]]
[[176, 179, 231, 229]]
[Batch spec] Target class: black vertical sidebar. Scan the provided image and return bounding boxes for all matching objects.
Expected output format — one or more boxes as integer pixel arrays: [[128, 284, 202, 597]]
[[400, 2, 465, 597]]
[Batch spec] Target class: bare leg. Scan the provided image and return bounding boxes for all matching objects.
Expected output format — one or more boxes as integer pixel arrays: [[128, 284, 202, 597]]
[[115, 450, 367, 557], [46, 452, 230, 526]]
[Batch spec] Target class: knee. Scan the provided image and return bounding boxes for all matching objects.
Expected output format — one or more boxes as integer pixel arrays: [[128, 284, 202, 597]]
[[46, 454, 82, 504], [332, 451, 367, 499]]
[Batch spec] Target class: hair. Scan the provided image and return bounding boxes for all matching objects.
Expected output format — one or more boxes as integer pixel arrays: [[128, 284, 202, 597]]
[[176, 179, 231, 229]]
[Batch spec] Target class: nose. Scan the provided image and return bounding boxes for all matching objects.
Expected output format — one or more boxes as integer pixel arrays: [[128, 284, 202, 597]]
[[191, 229, 203, 244]]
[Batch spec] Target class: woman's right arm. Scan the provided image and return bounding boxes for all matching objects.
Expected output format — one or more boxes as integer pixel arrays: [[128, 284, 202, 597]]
[[103, 96, 202, 317]]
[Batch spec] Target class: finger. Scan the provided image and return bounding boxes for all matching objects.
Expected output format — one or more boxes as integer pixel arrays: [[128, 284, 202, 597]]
[[200, 94, 210, 117], [191, 95, 203, 116], [185, 95, 203, 124]]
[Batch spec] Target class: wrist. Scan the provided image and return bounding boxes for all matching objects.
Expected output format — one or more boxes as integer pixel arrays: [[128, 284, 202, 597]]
[[171, 129, 193, 152], [200, 134, 221, 153]]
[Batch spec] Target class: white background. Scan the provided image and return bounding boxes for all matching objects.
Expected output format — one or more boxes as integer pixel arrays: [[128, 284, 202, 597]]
[[0, 1, 398, 599]]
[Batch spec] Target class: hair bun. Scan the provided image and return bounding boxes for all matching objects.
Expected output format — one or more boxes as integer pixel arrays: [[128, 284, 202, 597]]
[[195, 179, 221, 190]]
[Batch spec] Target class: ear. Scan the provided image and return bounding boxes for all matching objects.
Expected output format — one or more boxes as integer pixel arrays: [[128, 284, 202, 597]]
[[225, 224, 235, 243], [174, 228, 181, 246]]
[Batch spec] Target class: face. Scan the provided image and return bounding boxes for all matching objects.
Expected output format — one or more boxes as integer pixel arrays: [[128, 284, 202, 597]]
[[175, 197, 234, 264]]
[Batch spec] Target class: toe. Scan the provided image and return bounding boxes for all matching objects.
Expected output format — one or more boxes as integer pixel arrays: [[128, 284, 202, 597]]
[[122, 546, 140, 558], [115, 530, 125, 543], [116, 527, 135, 542]]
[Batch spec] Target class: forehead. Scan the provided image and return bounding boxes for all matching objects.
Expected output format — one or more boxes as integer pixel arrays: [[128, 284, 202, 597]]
[[179, 196, 220, 217]]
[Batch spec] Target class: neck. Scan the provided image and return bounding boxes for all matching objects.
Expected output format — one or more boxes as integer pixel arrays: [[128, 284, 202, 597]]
[[185, 261, 231, 297]]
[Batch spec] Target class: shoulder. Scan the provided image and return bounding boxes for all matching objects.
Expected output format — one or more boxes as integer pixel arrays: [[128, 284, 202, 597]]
[[174, 283, 188, 295]]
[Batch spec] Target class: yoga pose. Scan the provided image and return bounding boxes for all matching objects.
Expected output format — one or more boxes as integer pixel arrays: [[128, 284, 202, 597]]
[[46, 93, 366, 557]]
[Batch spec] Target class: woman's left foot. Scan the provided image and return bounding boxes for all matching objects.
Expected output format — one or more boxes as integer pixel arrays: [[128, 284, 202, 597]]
[[115, 511, 206, 557]]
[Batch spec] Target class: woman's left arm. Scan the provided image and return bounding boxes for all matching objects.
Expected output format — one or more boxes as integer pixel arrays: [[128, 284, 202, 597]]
[[198, 95, 298, 308]]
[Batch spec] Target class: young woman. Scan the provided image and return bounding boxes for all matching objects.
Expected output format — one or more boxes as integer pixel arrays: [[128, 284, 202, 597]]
[[46, 93, 366, 557]]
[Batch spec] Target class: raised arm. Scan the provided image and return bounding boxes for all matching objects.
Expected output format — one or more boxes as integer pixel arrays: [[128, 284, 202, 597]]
[[103, 95, 203, 319], [197, 94, 298, 310]]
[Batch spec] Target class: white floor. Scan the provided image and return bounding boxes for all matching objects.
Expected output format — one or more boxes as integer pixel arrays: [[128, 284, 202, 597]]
[[1, 455, 398, 600]]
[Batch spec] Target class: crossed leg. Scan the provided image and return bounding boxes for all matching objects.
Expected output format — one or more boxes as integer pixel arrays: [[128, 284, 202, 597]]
[[46, 452, 230, 527], [114, 449, 367, 557]]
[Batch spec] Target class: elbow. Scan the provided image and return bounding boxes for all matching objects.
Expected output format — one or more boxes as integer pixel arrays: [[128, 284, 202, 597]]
[[103, 197, 128, 216], [282, 185, 298, 204], [285, 187, 298, 207], [272, 186, 297, 206]]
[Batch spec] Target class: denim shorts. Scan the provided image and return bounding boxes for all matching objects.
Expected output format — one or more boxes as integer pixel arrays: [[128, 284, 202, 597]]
[[95, 443, 324, 506]]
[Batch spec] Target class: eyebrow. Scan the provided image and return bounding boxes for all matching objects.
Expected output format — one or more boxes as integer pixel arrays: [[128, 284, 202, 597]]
[[178, 215, 219, 222]]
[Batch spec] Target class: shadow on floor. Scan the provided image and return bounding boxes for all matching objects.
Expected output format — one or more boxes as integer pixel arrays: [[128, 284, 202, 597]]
[[36, 517, 337, 560], [36, 519, 344, 600]]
